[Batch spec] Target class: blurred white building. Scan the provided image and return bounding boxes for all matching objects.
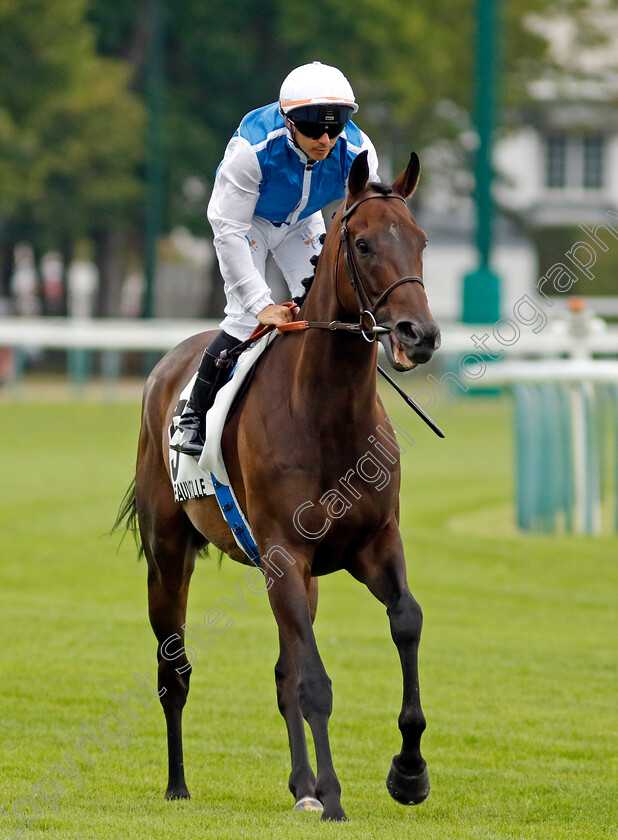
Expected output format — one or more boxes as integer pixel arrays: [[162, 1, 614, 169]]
[[495, 113, 618, 228], [418, 1, 618, 323]]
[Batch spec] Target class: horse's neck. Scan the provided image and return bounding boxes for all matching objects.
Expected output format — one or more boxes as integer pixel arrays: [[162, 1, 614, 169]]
[[290, 264, 379, 423]]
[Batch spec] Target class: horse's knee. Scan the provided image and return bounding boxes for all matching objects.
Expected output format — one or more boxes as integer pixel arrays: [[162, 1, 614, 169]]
[[388, 592, 423, 646], [299, 670, 332, 721], [275, 658, 332, 722]]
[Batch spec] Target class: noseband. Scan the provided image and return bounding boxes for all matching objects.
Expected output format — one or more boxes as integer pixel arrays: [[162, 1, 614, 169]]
[[339, 193, 425, 341]]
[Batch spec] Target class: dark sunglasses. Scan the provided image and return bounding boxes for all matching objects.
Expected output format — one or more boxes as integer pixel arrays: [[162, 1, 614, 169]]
[[290, 119, 347, 140]]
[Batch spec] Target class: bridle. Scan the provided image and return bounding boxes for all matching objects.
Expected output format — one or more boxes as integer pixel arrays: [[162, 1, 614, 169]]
[[338, 193, 425, 342], [244, 191, 426, 347], [232, 192, 445, 437]]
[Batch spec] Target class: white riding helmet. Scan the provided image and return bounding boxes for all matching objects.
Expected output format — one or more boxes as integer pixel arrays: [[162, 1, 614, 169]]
[[279, 61, 359, 116]]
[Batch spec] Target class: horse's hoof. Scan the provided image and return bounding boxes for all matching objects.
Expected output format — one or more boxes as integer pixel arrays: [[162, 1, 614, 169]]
[[386, 760, 430, 805], [165, 787, 190, 800], [293, 796, 324, 812], [321, 807, 348, 822]]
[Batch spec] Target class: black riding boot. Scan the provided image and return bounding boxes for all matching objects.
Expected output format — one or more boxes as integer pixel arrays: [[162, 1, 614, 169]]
[[170, 349, 233, 456]]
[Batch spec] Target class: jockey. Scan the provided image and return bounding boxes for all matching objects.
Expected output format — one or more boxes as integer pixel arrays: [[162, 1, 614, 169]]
[[171, 61, 379, 455]]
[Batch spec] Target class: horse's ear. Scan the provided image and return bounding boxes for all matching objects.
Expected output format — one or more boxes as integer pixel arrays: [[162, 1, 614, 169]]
[[347, 150, 370, 200], [392, 152, 420, 198]]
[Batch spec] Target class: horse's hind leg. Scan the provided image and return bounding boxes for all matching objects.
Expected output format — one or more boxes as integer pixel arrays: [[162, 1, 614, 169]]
[[138, 480, 202, 800], [351, 524, 430, 806], [275, 577, 323, 812]]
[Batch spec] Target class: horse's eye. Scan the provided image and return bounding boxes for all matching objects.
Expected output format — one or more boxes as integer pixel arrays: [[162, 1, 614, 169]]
[[356, 239, 370, 255]]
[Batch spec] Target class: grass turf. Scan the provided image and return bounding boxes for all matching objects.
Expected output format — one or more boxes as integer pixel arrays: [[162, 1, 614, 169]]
[[0, 389, 615, 839]]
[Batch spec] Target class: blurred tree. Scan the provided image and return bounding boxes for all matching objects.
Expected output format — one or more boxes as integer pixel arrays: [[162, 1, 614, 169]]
[[0, 0, 143, 312], [1, 0, 600, 311], [87, 0, 297, 232], [279, 0, 596, 171], [33, 55, 144, 315], [87, 0, 594, 228], [0, 0, 86, 219]]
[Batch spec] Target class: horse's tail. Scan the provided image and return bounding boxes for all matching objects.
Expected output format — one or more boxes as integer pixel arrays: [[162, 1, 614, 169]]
[[111, 478, 144, 559]]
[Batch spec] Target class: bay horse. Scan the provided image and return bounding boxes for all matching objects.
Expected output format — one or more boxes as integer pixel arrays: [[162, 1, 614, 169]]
[[117, 150, 441, 821]]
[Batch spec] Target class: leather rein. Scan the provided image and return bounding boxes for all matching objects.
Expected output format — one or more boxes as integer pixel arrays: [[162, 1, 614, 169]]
[[246, 192, 425, 347]]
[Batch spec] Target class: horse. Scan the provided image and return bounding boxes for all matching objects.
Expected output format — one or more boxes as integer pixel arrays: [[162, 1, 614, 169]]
[[116, 149, 441, 821]]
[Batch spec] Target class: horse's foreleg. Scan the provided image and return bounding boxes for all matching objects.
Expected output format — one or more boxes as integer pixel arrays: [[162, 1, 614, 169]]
[[274, 577, 322, 811], [267, 562, 345, 821], [385, 586, 430, 804], [351, 525, 430, 806]]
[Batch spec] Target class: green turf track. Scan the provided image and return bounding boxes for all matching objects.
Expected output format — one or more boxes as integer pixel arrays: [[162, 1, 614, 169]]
[[0, 390, 615, 839]]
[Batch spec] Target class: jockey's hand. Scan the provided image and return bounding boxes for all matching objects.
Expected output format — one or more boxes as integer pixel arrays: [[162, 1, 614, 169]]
[[256, 304, 294, 327]]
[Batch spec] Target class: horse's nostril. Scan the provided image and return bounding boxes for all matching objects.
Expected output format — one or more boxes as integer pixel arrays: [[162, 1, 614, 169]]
[[396, 321, 441, 354], [396, 321, 423, 346]]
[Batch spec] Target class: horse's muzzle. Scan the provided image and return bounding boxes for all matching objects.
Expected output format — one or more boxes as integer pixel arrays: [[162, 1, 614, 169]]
[[394, 320, 441, 366]]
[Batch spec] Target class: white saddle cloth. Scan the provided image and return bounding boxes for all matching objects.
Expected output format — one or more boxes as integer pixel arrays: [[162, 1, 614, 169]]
[[168, 331, 277, 503]]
